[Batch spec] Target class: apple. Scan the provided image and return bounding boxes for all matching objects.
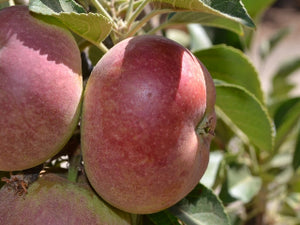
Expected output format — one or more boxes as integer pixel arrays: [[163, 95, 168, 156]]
[[0, 6, 82, 171], [0, 173, 132, 225], [81, 35, 216, 214]]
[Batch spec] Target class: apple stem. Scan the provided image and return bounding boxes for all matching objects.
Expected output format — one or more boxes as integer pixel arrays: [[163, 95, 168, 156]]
[[67, 147, 82, 183], [98, 42, 109, 53]]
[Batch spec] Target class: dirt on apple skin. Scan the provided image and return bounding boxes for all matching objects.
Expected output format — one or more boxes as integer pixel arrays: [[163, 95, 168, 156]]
[[81, 35, 216, 214], [0, 173, 132, 225], [0, 6, 83, 171]]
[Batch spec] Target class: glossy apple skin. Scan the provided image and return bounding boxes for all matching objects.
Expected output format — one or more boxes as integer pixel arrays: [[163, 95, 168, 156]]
[[0, 6, 82, 171], [81, 35, 216, 214], [0, 174, 131, 225]]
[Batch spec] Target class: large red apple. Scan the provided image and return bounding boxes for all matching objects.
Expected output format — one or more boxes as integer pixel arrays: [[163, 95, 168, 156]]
[[0, 6, 82, 171], [81, 35, 216, 214], [0, 174, 131, 225]]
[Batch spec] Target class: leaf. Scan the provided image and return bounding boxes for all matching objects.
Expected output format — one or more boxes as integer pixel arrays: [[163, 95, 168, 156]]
[[201, 151, 224, 188], [0, 1, 9, 9], [166, 12, 244, 35], [280, 193, 300, 220], [168, 183, 230, 225], [147, 211, 181, 225], [293, 128, 300, 171], [194, 45, 264, 104], [29, 0, 112, 47], [274, 97, 300, 150], [270, 57, 300, 101], [152, 0, 255, 28], [188, 24, 212, 52], [227, 164, 262, 203], [29, 0, 86, 13], [242, 0, 276, 20], [215, 81, 274, 151]]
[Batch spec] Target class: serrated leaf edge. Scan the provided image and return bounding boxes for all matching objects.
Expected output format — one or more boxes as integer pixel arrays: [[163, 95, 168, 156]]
[[215, 80, 275, 151]]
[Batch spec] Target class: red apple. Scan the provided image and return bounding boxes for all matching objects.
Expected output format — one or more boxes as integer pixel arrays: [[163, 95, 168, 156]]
[[81, 35, 216, 214], [0, 174, 132, 225], [0, 6, 82, 171]]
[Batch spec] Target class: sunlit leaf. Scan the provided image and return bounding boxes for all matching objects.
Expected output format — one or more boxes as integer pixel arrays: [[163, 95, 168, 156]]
[[194, 45, 264, 103], [227, 164, 262, 203], [201, 151, 224, 188], [188, 24, 212, 51], [169, 183, 230, 225], [215, 81, 274, 150], [29, 0, 112, 47]]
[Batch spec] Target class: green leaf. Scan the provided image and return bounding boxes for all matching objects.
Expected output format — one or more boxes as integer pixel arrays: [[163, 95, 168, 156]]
[[0, 1, 9, 9], [293, 128, 300, 171], [270, 57, 300, 101], [169, 183, 230, 225], [29, 0, 112, 47], [152, 0, 255, 28], [242, 0, 276, 20], [188, 24, 212, 51], [194, 45, 264, 103], [227, 164, 262, 203], [147, 211, 181, 225], [274, 97, 300, 150], [201, 151, 224, 188], [281, 193, 300, 219], [215, 82, 274, 151], [166, 12, 244, 35]]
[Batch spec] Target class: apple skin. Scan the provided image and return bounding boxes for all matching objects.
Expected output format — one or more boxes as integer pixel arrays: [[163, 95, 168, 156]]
[[81, 35, 216, 214], [0, 6, 82, 171], [0, 174, 132, 225]]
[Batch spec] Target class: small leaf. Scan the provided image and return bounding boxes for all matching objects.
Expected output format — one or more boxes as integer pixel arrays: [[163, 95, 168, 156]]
[[169, 183, 230, 225], [293, 128, 300, 171], [242, 0, 276, 20], [227, 164, 262, 203], [29, 0, 112, 47], [188, 24, 212, 51], [194, 45, 264, 103], [274, 97, 300, 150], [147, 210, 181, 225], [201, 151, 224, 188], [152, 0, 255, 28], [270, 57, 300, 101], [215, 82, 274, 151]]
